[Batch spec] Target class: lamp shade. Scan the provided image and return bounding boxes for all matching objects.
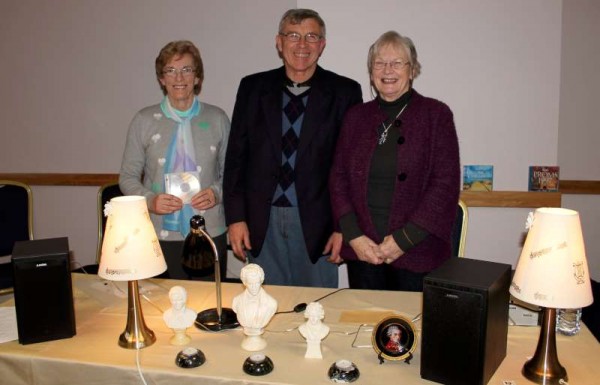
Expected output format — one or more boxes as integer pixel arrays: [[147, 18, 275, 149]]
[[510, 208, 593, 309], [98, 196, 167, 281]]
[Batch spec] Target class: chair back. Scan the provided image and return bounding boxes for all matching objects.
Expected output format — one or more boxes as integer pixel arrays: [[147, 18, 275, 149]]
[[451, 199, 468, 257], [96, 183, 123, 262], [0, 180, 34, 293]]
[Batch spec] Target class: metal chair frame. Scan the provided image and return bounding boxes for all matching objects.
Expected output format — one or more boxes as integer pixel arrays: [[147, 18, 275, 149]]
[[455, 199, 468, 257], [96, 183, 123, 263], [0, 180, 34, 295]]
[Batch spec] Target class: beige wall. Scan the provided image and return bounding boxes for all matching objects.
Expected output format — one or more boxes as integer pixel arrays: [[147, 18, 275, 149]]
[[1, 0, 598, 281], [1, 0, 294, 270], [559, 0, 600, 280]]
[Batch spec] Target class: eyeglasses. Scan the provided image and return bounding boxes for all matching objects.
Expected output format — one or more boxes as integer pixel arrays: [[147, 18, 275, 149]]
[[372, 60, 411, 71], [162, 66, 196, 78], [279, 32, 322, 43]]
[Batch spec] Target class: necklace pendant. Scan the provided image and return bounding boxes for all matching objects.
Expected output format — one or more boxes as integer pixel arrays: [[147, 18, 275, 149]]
[[378, 131, 388, 145]]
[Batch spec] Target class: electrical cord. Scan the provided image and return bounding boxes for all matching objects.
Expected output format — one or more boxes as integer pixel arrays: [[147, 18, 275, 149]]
[[135, 348, 149, 385], [273, 288, 348, 315], [73, 261, 157, 385], [351, 324, 374, 348]]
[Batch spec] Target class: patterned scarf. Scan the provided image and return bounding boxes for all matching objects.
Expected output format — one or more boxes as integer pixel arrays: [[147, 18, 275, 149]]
[[160, 96, 201, 237]]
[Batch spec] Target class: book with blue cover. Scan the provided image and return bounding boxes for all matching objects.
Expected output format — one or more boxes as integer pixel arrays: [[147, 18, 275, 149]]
[[463, 165, 493, 191]]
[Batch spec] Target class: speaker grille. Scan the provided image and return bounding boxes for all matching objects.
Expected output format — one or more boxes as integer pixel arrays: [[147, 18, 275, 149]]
[[420, 258, 511, 385], [422, 284, 484, 385], [12, 237, 76, 344]]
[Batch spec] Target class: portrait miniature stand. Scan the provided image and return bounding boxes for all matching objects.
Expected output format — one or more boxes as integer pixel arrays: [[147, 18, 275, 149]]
[[232, 264, 278, 351], [163, 286, 197, 345], [372, 316, 417, 365], [298, 302, 329, 359]]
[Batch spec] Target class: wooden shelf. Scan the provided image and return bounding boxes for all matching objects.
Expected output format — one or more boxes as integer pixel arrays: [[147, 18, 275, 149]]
[[460, 191, 561, 208], [3, 173, 599, 208], [0, 173, 117, 186], [559, 180, 600, 194]]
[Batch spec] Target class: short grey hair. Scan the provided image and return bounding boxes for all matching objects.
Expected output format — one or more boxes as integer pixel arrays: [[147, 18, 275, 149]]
[[278, 8, 326, 38], [367, 31, 421, 79]]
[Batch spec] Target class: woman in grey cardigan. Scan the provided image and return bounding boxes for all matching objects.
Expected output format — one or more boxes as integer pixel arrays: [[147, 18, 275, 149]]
[[119, 40, 230, 280]]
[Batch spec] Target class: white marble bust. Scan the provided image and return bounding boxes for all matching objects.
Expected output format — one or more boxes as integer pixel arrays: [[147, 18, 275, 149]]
[[163, 286, 197, 345], [232, 264, 278, 351], [298, 302, 329, 358]]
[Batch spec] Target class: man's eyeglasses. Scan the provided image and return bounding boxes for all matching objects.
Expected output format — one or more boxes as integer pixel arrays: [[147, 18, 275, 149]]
[[372, 60, 410, 71], [279, 32, 322, 43], [162, 66, 196, 78]]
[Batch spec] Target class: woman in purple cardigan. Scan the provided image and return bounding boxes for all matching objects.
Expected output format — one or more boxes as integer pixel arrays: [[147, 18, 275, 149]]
[[329, 31, 460, 291]]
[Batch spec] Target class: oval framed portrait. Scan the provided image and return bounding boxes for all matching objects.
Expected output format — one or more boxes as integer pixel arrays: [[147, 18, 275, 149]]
[[371, 316, 417, 361]]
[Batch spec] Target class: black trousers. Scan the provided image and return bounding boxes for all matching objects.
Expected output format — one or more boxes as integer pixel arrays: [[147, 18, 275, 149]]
[[159, 232, 230, 281], [346, 260, 427, 292]]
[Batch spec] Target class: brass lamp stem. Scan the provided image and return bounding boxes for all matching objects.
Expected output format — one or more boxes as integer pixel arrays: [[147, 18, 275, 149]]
[[119, 280, 156, 349], [522, 307, 567, 384]]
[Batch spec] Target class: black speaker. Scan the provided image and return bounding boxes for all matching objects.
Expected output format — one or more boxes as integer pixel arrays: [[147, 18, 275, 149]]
[[420, 258, 511, 385], [12, 237, 76, 344]]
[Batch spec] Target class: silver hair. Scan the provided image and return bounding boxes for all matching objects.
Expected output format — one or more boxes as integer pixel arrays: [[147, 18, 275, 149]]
[[278, 8, 326, 37], [367, 31, 421, 97]]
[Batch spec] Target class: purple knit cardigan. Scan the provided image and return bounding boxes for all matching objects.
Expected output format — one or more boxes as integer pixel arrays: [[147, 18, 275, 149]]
[[329, 90, 460, 272]]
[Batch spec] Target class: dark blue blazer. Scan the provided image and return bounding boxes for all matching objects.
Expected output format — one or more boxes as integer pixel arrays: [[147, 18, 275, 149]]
[[224, 66, 362, 262]]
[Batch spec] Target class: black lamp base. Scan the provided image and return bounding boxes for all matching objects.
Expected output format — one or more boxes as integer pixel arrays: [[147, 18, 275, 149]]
[[195, 308, 239, 331]]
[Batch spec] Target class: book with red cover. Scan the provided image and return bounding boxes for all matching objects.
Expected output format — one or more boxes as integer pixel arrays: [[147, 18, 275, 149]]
[[528, 166, 559, 192]]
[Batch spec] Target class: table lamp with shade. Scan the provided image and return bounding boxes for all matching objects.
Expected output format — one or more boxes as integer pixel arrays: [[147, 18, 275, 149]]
[[510, 207, 593, 384], [98, 195, 167, 349]]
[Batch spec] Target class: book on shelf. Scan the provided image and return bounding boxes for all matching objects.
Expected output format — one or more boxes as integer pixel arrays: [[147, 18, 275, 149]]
[[528, 166, 559, 192], [463, 165, 493, 191]]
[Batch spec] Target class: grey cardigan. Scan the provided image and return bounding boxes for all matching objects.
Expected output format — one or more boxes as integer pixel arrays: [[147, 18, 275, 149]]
[[119, 100, 230, 239]]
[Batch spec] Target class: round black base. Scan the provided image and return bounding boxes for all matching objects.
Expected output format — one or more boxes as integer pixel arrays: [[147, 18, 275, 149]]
[[195, 308, 239, 331]]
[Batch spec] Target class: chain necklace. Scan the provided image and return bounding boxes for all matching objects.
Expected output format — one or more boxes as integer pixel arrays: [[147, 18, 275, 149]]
[[378, 103, 408, 145]]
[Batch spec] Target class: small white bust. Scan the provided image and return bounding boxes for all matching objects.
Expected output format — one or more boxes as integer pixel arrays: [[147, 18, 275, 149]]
[[298, 302, 329, 359], [232, 264, 278, 351], [163, 286, 197, 345]]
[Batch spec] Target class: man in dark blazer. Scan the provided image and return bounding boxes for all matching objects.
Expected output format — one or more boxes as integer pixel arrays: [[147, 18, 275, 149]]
[[223, 8, 362, 287]]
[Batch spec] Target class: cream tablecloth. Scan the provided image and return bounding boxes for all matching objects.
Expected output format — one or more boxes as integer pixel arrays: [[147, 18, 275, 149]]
[[0, 273, 598, 385]]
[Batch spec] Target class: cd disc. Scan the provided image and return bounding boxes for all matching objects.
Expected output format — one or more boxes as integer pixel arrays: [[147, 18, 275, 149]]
[[165, 172, 201, 203]]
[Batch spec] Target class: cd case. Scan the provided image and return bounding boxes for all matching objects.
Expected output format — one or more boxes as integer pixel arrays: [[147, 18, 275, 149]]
[[164, 171, 201, 204]]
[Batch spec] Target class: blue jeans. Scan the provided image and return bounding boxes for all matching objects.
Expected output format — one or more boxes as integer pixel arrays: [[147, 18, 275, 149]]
[[250, 206, 338, 288]]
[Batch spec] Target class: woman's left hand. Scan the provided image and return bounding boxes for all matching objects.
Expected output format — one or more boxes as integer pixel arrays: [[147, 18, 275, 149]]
[[379, 235, 404, 264], [191, 188, 217, 210]]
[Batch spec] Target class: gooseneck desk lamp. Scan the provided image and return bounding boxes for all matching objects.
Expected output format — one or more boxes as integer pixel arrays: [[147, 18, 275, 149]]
[[182, 215, 238, 331]]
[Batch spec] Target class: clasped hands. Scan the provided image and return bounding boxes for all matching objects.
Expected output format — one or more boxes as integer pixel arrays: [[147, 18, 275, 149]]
[[348, 235, 404, 265], [150, 188, 217, 215]]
